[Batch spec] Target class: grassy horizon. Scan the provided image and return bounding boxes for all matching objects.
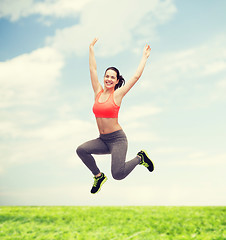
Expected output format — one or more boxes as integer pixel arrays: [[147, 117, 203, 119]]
[[0, 206, 225, 239]]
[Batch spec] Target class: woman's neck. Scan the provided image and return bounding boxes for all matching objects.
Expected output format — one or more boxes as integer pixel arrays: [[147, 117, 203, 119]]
[[103, 87, 114, 94]]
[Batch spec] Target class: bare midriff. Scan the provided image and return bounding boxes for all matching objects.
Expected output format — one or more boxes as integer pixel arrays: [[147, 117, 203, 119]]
[[95, 117, 122, 134]]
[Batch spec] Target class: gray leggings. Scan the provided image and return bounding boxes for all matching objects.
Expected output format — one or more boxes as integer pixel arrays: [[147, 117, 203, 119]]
[[76, 130, 140, 180]]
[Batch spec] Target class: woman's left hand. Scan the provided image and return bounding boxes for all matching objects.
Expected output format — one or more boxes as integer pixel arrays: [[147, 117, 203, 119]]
[[143, 44, 151, 58]]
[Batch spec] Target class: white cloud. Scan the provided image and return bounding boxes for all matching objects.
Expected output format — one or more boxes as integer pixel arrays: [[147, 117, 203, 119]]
[[26, 119, 95, 141], [202, 61, 226, 76], [210, 78, 226, 102], [119, 103, 162, 143], [0, 44, 93, 174], [0, 0, 33, 21], [0, 0, 177, 57], [169, 152, 226, 167], [121, 104, 162, 121], [32, 0, 93, 18], [46, 0, 177, 57], [0, 0, 93, 21], [0, 0, 176, 25], [135, 34, 226, 112], [0, 47, 64, 107], [155, 146, 189, 154], [217, 79, 226, 88], [0, 118, 96, 173]]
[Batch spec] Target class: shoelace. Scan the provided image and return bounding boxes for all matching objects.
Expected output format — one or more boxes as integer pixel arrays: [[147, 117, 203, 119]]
[[139, 152, 150, 168], [93, 175, 102, 187], [93, 178, 98, 187]]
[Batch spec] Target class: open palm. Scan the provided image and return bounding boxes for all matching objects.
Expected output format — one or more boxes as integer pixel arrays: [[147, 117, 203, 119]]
[[143, 44, 151, 58]]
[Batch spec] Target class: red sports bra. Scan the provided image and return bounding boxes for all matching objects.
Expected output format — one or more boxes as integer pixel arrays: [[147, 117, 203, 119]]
[[93, 90, 120, 118]]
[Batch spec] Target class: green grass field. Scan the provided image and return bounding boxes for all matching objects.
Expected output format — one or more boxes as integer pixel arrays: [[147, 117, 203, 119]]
[[0, 206, 225, 240]]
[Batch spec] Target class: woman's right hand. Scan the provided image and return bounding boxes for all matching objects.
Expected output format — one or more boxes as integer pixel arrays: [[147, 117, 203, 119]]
[[90, 38, 98, 48]]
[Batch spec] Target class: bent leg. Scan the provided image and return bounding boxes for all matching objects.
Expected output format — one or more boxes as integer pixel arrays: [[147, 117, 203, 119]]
[[110, 139, 140, 180], [76, 138, 110, 175]]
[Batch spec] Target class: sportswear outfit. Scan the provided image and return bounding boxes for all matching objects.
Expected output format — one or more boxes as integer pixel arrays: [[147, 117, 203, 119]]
[[76, 89, 154, 193], [92, 89, 120, 118]]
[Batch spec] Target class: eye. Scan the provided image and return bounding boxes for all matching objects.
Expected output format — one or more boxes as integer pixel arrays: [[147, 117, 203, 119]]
[[111, 76, 116, 79]]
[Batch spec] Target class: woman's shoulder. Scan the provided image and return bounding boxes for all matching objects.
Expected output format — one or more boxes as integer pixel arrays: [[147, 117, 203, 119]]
[[113, 89, 124, 106]]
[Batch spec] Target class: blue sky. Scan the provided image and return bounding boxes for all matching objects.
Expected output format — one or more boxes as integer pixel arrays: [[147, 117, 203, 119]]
[[0, 0, 225, 206]]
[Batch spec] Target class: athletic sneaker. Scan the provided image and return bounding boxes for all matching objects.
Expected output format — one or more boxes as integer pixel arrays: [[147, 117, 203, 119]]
[[91, 173, 107, 194], [137, 150, 154, 172]]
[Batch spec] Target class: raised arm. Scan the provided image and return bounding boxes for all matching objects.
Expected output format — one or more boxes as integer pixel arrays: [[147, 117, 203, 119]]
[[117, 44, 151, 97], [89, 38, 102, 95]]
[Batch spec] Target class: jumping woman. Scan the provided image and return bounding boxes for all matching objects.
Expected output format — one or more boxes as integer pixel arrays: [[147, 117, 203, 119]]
[[76, 38, 154, 194]]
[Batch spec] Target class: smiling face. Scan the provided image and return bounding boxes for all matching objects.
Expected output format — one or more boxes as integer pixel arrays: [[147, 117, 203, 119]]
[[104, 69, 119, 90]]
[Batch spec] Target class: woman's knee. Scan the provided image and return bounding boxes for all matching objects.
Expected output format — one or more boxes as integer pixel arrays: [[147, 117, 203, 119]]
[[76, 144, 86, 156], [112, 170, 124, 180]]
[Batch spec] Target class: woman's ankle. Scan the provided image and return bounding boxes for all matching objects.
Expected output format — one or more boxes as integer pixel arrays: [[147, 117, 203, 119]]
[[95, 172, 102, 178]]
